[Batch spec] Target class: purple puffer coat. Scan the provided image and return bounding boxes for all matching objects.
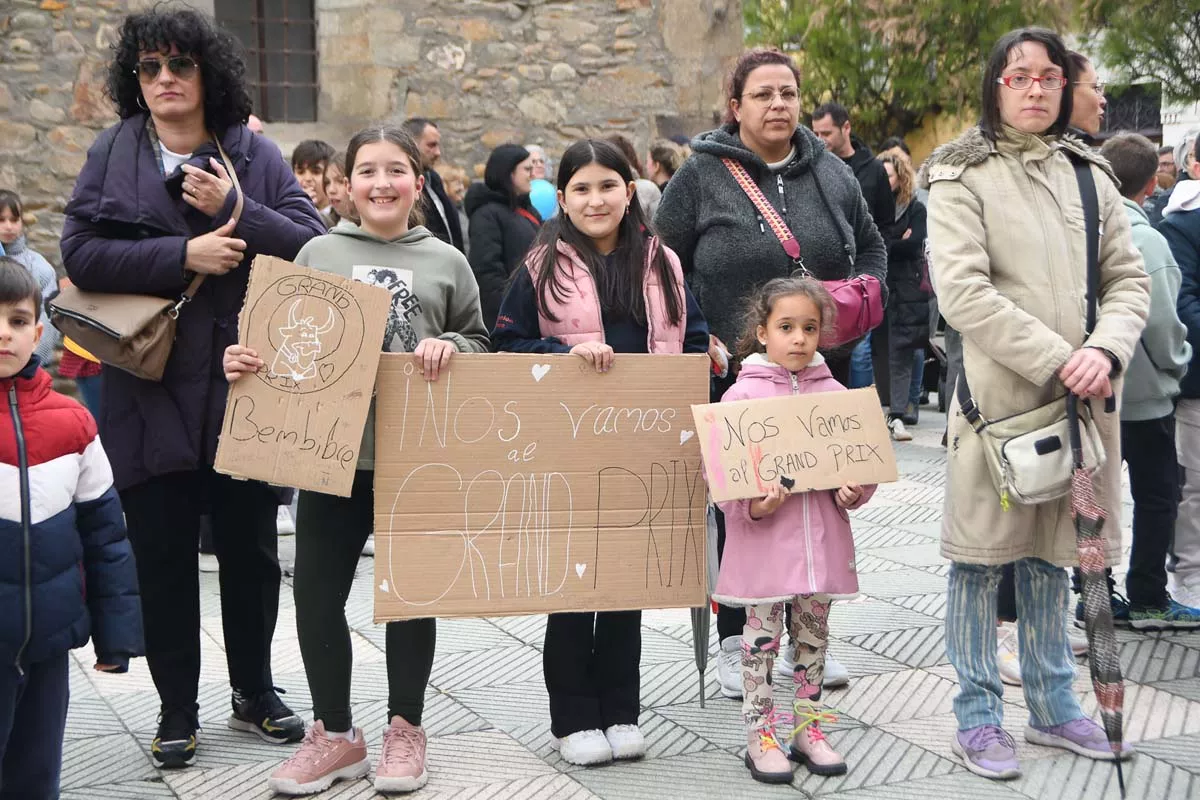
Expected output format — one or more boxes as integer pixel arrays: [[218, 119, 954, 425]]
[[61, 114, 326, 491]]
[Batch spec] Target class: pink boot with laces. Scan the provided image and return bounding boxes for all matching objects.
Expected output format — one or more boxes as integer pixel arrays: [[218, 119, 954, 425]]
[[789, 703, 847, 776]]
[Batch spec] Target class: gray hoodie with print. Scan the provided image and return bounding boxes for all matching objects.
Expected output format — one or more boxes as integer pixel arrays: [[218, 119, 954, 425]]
[[294, 224, 489, 469]]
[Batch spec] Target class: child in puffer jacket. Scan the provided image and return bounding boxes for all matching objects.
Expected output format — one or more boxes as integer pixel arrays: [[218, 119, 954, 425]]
[[713, 276, 875, 785]]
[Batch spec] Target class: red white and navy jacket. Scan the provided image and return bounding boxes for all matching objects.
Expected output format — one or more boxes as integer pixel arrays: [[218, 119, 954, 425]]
[[0, 358, 142, 669]]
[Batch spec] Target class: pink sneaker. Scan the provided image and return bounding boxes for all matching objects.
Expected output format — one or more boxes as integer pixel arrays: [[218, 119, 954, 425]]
[[267, 721, 369, 796], [375, 715, 429, 793]]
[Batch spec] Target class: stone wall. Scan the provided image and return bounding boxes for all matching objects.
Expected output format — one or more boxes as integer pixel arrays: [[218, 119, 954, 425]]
[[304, 0, 744, 179], [0, 0, 744, 268], [0, 0, 135, 269]]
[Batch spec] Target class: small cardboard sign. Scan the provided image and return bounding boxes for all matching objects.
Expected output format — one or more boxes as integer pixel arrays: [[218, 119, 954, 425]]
[[372, 353, 710, 621], [214, 256, 391, 497], [690, 387, 899, 502]]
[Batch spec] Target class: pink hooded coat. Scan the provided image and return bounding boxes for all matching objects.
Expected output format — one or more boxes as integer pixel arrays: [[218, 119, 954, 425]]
[[712, 353, 875, 605]]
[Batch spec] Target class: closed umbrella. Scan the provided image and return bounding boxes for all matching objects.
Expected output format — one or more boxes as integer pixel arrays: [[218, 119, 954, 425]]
[[1068, 394, 1126, 797]]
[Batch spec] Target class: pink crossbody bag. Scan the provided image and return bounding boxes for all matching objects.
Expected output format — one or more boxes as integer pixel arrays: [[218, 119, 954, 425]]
[[723, 158, 884, 347]]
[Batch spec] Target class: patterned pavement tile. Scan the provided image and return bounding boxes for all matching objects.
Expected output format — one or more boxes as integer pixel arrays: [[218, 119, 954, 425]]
[[1009, 751, 1197, 800], [830, 669, 958, 726], [1118, 636, 1200, 683], [856, 569, 953, 600], [794, 726, 959, 796], [65, 433, 1200, 799], [844, 625, 947, 668], [571, 750, 808, 800], [1133, 731, 1200, 774], [824, 771, 1028, 799], [828, 599, 942, 638], [60, 732, 157, 790]]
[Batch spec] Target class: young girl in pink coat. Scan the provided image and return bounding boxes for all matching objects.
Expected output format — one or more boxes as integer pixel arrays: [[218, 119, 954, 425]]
[[713, 276, 876, 784]]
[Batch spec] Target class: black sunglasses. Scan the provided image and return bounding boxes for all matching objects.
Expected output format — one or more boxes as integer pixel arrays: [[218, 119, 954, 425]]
[[134, 55, 199, 81]]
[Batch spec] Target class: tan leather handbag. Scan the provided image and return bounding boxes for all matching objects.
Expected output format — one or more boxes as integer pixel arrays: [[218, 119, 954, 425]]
[[48, 138, 244, 382]]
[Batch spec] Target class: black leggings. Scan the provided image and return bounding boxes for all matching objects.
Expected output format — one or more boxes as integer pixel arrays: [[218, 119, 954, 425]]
[[293, 469, 435, 731]]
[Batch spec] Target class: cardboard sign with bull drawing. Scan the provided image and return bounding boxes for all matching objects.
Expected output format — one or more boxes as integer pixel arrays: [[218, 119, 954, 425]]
[[690, 387, 899, 503], [215, 256, 391, 496], [372, 353, 711, 621]]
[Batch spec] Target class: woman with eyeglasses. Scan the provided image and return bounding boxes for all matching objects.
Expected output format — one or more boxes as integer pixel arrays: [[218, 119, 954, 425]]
[[60, 7, 326, 770], [654, 46, 887, 763], [465, 144, 542, 329], [1068, 51, 1108, 142], [921, 28, 1147, 782]]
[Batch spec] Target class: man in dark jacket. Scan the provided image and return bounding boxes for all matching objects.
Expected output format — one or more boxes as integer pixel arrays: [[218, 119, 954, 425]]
[[1160, 138, 1200, 609], [812, 103, 894, 391], [811, 103, 895, 230], [403, 117, 466, 253]]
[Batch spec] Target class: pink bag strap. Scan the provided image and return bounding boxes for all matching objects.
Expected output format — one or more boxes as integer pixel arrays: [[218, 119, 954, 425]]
[[722, 157, 805, 269]]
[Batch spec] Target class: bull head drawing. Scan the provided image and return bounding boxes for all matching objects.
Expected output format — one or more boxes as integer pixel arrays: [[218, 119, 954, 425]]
[[271, 299, 335, 382]]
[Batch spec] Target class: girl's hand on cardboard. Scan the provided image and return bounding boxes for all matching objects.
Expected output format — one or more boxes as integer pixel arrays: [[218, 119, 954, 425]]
[[223, 345, 263, 383]]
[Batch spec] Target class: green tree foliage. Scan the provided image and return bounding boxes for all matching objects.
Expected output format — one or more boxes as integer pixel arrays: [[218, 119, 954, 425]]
[[1079, 0, 1200, 104], [744, 0, 1069, 143]]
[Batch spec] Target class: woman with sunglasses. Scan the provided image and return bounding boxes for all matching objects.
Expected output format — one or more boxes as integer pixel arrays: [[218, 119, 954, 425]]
[[60, 7, 326, 770], [921, 28, 1147, 782]]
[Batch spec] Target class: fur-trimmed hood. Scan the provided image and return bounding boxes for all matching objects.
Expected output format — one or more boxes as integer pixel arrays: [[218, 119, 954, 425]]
[[918, 126, 1116, 189]]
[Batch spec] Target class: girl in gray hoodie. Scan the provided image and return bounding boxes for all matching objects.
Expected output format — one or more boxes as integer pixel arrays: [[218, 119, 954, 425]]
[[223, 125, 488, 796]]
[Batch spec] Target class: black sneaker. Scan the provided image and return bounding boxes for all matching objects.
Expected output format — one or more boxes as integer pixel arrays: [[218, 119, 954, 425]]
[[152, 706, 199, 769], [228, 688, 305, 744]]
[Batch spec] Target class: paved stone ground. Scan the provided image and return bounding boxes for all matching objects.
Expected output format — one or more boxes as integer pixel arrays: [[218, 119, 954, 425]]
[[65, 418, 1200, 799]]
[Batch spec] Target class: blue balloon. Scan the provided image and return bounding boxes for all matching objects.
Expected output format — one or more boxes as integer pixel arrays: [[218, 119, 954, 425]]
[[529, 179, 558, 220]]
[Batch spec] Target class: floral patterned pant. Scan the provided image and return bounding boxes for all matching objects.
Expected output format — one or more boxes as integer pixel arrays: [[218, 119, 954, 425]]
[[742, 595, 831, 725]]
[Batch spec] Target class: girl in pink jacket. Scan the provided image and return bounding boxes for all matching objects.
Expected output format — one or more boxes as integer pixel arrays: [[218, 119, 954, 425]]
[[714, 277, 876, 784]]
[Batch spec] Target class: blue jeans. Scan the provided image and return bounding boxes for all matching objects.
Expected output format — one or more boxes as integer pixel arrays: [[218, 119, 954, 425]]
[[946, 558, 1081, 730], [0, 653, 69, 799], [848, 336, 874, 389], [74, 373, 103, 420], [909, 348, 925, 409]]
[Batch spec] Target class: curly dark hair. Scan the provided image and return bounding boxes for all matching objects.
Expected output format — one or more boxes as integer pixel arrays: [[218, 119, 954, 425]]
[[106, 5, 252, 134]]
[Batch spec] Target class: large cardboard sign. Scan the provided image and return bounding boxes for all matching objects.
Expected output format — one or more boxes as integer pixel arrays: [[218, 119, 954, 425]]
[[691, 387, 899, 503], [214, 256, 391, 496], [373, 353, 710, 621]]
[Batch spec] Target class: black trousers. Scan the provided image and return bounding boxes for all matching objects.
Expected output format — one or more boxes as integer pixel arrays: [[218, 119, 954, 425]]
[[0, 654, 68, 799], [1122, 415, 1178, 608], [543, 611, 641, 737], [293, 470, 435, 730], [120, 467, 281, 711]]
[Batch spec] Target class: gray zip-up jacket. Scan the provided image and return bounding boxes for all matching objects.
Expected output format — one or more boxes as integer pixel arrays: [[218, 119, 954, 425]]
[[654, 124, 887, 350]]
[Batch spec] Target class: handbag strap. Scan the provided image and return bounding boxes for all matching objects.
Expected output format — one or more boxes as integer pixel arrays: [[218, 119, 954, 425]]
[[722, 158, 804, 266], [176, 136, 245, 309], [957, 150, 1103, 432]]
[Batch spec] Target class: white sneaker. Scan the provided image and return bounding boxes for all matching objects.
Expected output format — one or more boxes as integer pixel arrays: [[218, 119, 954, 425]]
[[888, 418, 913, 442], [1066, 618, 1089, 657], [716, 635, 743, 699], [552, 729, 612, 765], [604, 724, 646, 760], [276, 506, 296, 536], [823, 651, 850, 688], [997, 622, 1022, 686], [1172, 574, 1200, 610], [198, 553, 219, 573], [361, 536, 375, 557]]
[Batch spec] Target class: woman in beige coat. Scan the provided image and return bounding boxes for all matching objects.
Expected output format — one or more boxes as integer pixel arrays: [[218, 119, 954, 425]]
[[923, 28, 1148, 782]]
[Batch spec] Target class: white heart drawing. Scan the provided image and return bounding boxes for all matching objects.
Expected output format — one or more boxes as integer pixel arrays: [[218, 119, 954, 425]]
[[679, 430, 695, 445], [575, 563, 587, 578], [379, 580, 389, 593], [532, 364, 551, 382]]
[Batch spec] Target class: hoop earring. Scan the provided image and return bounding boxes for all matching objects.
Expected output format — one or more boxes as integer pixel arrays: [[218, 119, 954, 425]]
[[136, 94, 148, 111]]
